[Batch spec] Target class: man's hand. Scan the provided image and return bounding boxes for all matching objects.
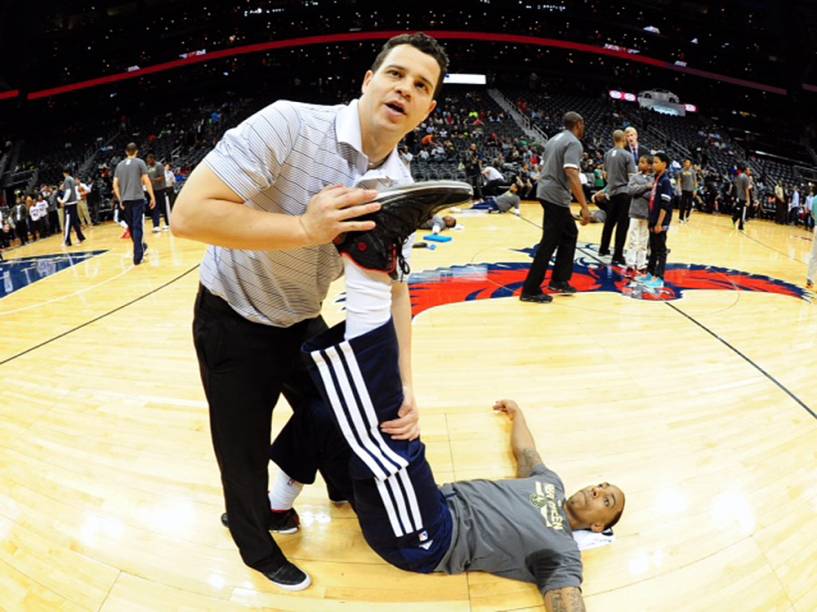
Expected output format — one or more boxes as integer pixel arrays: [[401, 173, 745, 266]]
[[299, 185, 381, 246], [653, 225, 663, 233], [380, 386, 420, 441], [149, 199, 156, 210], [493, 399, 521, 419], [579, 205, 591, 226]]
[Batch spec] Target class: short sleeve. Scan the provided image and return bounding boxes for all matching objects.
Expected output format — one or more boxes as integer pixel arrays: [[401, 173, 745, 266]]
[[563, 140, 582, 170], [526, 548, 583, 595], [203, 100, 300, 202]]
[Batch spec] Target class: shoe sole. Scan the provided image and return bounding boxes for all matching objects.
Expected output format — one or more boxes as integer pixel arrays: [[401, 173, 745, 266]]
[[270, 573, 311, 592]]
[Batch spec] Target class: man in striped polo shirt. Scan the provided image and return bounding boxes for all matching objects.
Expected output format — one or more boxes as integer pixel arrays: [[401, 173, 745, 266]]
[[172, 33, 448, 590]]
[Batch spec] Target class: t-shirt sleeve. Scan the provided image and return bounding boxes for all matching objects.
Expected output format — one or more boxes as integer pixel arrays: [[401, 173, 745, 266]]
[[138, 159, 149, 176], [203, 100, 300, 202], [563, 140, 582, 170], [660, 180, 674, 211], [525, 548, 583, 594]]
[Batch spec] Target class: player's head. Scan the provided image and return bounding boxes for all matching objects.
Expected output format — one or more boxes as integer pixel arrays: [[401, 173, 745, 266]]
[[624, 126, 638, 146], [443, 215, 457, 228], [563, 111, 585, 139], [125, 142, 138, 156], [360, 33, 447, 144], [683, 159, 692, 168], [566, 482, 625, 533], [612, 129, 627, 146], [653, 151, 669, 173], [509, 182, 519, 193], [638, 154, 653, 174], [62, 167, 71, 176], [146, 153, 156, 164]]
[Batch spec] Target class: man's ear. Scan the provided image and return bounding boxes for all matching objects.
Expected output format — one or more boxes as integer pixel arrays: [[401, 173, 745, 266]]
[[590, 522, 605, 533], [361, 70, 374, 95], [422, 99, 437, 122]]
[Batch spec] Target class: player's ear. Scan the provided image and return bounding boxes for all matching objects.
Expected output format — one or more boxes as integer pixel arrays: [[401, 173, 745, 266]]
[[590, 521, 605, 533]]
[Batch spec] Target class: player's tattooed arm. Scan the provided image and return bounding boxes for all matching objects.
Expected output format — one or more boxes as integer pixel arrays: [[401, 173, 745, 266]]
[[492, 400, 544, 477], [544, 587, 586, 612], [517, 447, 545, 479]]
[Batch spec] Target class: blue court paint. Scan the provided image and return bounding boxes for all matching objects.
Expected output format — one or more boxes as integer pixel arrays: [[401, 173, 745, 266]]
[[0, 251, 107, 298]]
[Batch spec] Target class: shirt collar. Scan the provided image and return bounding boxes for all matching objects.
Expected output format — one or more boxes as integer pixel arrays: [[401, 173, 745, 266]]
[[336, 98, 410, 189]]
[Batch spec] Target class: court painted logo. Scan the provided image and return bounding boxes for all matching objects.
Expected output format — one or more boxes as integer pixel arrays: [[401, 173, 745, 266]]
[[407, 241, 810, 316], [0, 251, 107, 298]]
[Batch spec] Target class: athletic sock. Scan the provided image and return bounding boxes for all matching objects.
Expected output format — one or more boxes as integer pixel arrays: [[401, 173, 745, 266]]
[[342, 256, 393, 340], [267, 467, 304, 511]]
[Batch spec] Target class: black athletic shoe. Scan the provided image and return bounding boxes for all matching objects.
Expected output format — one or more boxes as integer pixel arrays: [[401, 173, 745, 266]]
[[548, 282, 577, 295], [220, 508, 300, 534], [335, 180, 472, 278], [520, 292, 553, 304], [263, 560, 312, 591]]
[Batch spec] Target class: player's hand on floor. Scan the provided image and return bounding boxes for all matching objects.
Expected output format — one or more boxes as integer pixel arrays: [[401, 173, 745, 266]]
[[493, 399, 520, 419], [381, 387, 420, 441]]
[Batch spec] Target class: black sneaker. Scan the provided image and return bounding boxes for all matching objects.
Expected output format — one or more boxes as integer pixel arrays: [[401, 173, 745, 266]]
[[520, 292, 553, 304], [335, 180, 472, 278], [263, 560, 312, 591], [220, 508, 300, 534], [548, 282, 577, 295]]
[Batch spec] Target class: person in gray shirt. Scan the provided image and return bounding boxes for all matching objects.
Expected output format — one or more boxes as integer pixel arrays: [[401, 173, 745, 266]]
[[521, 112, 591, 303], [113, 142, 156, 264], [146, 152, 170, 232], [732, 165, 751, 231], [599, 130, 636, 264], [678, 159, 697, 224]]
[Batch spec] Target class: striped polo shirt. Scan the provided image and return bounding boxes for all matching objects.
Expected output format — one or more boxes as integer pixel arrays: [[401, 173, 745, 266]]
[[200, 98, 414, 327]]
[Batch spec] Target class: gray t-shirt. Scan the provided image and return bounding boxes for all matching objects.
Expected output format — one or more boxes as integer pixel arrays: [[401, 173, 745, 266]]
[[494, 190, 521, 212], [147, 162, 166, 190], [61, 177, 79, 205], [436, 464, 582, 594], [536, 130, 583, 207], [603, 148, 635, 197], [679, 168, 696, 192], [420, 214, 445, 232], [735, 173, 750, 202], [114, 157, 149, 201]]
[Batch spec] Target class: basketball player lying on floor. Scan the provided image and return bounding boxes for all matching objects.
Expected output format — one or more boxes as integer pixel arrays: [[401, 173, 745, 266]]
[[256, 185, 625, 610]]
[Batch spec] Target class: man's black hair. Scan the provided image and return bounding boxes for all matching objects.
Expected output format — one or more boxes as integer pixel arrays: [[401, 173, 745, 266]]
[[370, 32, 449, 99], [563, 111, 584, 131]]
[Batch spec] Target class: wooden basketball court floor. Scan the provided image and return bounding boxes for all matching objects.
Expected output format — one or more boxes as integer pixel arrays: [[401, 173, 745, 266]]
[[1, 203, 815, 611]]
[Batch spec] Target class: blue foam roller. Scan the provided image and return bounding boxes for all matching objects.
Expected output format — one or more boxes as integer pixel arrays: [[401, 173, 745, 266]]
[[423, 234, 452, 243]]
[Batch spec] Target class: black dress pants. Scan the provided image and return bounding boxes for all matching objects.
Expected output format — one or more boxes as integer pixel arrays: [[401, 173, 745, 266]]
[[647, 230, 668, 278], [522, 200, 578, 294], [193, 285, 351, 573], [599, 192, 631, 260]]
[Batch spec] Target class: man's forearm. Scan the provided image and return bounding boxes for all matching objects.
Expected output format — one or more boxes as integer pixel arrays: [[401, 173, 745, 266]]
[[568, 175, 588, 207], [510, 411, 542, 477], [390, 281, 413, 389], [544, 587, 586, 612], [171, 197, 310, 250]]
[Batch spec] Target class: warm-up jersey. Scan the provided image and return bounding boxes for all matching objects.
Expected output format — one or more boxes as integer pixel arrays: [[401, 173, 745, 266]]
[[436, 464, 582, 595]]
